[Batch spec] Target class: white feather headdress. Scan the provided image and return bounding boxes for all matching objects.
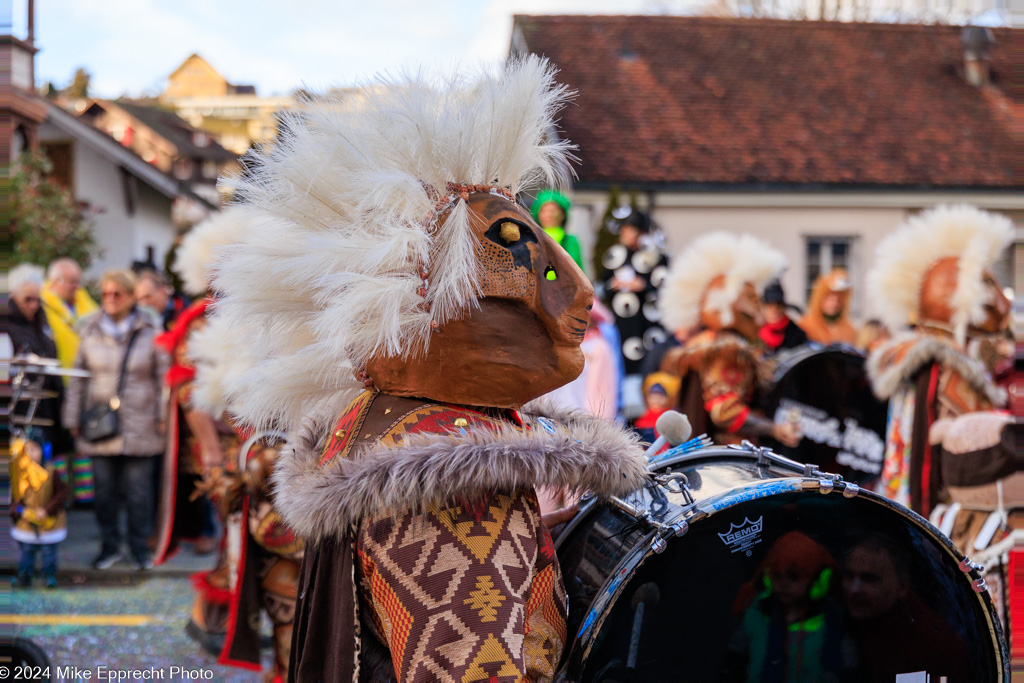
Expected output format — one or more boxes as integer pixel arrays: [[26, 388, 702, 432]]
[[173, 207, 252, 296], [187, 312, 255, 417], [867, 205, 1012, 342], [210, 56, 575, 431], [659, 232, 786, 332]]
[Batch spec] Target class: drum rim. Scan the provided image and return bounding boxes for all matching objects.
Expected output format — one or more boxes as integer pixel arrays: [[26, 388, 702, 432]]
[[768, 342, 865, 384], [561, 463, 1009, 680]]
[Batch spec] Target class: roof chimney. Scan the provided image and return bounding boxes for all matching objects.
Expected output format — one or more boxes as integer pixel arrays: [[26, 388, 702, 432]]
[[961, 26, 995, 88]]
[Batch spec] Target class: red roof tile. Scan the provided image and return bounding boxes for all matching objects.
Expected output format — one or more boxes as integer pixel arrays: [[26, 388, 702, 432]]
[[514, 15, 1019, 189]]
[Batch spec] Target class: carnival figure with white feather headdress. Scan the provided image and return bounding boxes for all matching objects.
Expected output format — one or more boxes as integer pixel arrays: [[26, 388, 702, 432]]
[[210, 57, 649, 681], [866, 205, 1013, 523], [658, 233, 802, 449]]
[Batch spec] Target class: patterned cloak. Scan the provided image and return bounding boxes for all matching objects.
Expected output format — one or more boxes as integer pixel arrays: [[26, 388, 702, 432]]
[[867, 331, 1006, 516], [273, 391, 650, 682]]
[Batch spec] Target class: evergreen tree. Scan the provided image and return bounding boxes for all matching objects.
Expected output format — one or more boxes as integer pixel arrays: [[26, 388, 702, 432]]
[[12, 152, 98, 269]]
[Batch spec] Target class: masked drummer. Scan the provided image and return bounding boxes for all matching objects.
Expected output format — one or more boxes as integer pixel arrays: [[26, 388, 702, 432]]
[[866, 205, 1012, 521], [659, 233, 801, 448], [209, 58, 649, 681]]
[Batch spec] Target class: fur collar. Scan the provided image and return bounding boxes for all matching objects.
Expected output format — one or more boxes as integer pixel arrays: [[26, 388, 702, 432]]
[[271, 397, 650, 542], [866, 332, 1006, 406]]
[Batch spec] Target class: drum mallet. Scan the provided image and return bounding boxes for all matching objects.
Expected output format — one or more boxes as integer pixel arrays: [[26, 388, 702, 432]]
[[627, 582, 661, 671], [645, 410, 692, 459]]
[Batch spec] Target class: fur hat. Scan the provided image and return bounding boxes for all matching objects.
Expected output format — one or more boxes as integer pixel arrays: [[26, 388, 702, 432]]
[[209, 57, 575, 430], [659, 232, 786, 332], [173, 207, 252, 296], [867, 205, 1012, 342]]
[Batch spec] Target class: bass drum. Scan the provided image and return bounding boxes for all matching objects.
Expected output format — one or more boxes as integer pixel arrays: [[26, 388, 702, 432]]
[[763, 345, 888, 487], [555, 445, 1007, 682]]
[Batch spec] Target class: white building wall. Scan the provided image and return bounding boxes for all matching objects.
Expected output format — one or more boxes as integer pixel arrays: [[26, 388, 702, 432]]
[[38, 120, 177, 281], [571, 190, 1020, 328]]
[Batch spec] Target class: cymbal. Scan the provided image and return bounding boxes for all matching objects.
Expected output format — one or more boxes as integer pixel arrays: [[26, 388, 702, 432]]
[[12, 365, 90, 378], [10, 354, 62, 367], [9, 416, 55, 427]]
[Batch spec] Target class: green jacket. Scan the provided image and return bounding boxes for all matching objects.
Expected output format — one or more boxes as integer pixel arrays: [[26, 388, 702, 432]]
[[543, 226, 586, 276]]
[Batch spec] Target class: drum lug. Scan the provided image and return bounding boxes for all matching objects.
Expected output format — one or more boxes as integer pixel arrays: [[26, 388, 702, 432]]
[[652, 536, 668, 554], [818, 479, 834, 494], [672, 520, 689, 537], [959, 557, 985, 574], [842, 483, 859, 498], [971, 577, 987, 593]]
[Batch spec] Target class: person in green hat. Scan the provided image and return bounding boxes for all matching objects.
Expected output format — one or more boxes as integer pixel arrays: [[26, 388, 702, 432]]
[[531, 189, 586, 275]]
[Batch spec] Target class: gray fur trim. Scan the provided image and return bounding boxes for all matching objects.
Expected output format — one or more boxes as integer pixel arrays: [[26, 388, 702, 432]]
[[272, 400, 650, 541], [866, 332, 1006, 406]]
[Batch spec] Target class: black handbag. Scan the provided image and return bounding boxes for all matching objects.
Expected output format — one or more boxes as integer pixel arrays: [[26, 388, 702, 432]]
[[81, 328, 140, 443]]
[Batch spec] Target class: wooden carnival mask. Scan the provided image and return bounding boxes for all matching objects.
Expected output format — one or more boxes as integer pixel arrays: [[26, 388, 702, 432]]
[[920, 257, 1010, 337], [699, 277, 764, 342], [365, 191, 594, 408]]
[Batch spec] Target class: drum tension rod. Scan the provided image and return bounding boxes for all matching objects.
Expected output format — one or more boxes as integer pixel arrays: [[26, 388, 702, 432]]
[[608, 494, 688, 554], [741, 440, 843, 482]]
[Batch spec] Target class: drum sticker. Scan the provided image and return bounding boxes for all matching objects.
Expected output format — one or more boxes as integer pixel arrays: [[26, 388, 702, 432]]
[[718, 517, 764, 556], [703, 479, 803, 513], [775, 398, 884, 475]]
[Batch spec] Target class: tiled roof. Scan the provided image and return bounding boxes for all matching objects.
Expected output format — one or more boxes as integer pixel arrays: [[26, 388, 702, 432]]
[[111, 101, 238, 161], [514, 15, 1019, 189]]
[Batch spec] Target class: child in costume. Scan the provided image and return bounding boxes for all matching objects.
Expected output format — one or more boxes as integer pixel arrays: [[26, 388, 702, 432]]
[[10, 438, 68, 588], [659, 233, 801, 448], [723, 531, 849, 682], [209, 57, 650, 682], [633, 372, 681, 444]]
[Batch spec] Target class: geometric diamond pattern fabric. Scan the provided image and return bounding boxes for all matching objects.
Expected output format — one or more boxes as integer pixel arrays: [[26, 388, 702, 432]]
[[358, 488, 566, 682], [352, 402, 567, 681]]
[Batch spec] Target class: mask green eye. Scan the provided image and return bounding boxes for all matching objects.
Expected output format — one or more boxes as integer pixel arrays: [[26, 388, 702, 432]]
[[545, 266, 558, 281]]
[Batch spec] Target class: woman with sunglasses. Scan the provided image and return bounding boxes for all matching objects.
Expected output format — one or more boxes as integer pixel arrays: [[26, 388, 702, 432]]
[[63, 269, 169, 571]]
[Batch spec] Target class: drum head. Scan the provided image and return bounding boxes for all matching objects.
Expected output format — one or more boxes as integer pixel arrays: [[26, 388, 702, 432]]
[[563, 481, 1004, 681], [764, 347, 887, 486]]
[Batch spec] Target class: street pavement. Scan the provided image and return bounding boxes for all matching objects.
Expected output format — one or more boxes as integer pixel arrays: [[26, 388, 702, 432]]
[[5, 509, 272, 682]]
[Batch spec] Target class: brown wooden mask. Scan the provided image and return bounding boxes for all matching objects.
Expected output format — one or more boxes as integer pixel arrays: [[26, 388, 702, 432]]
[[919, 258, 1010, 337], [365, 192, 594, 408], [699, 277, 763, 342], [919, 257, 959, 329]]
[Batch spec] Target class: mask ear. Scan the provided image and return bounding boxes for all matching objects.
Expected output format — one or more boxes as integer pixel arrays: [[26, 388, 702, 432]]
[[809, 568, 833, 601]]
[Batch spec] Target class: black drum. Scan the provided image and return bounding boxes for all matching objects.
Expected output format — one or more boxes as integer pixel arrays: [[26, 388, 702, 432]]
[[555, 444, 1007, 681], [763, 345, 888, 486]]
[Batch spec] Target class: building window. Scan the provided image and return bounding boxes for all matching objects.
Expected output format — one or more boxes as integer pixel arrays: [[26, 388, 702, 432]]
[[805, 236, 853, 304]]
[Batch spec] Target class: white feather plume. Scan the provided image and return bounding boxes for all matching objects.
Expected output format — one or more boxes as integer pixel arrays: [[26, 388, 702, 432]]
[[210, 56, 575, 431], [867, 205, 1013, 341], [659, 232, 787, 333], [173, 207, 253, 296]]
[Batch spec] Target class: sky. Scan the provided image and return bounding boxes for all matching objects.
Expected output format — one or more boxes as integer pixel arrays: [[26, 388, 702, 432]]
[[10, 0, 707, 98]]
